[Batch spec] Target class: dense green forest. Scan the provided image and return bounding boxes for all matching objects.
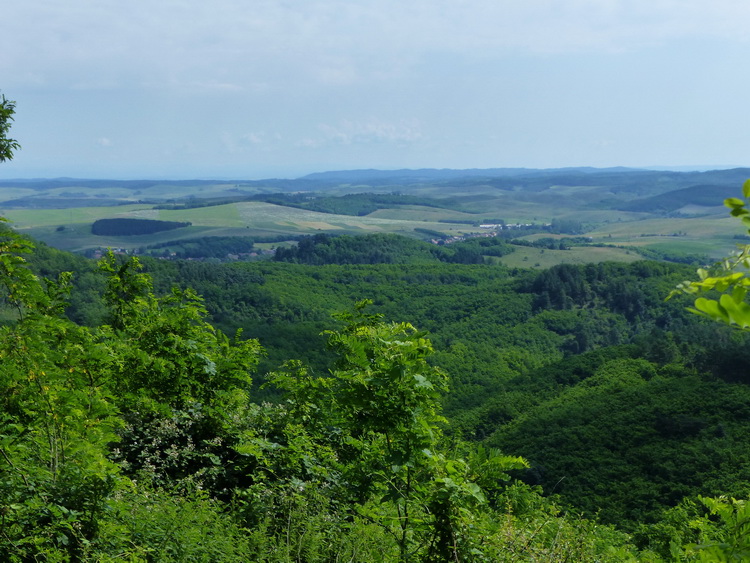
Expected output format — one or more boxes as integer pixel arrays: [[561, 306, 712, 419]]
[[272, 233, 511, 265], [91, 218, 192, 236], [5, 218, 750, 560], [248, 192, 463, 217]]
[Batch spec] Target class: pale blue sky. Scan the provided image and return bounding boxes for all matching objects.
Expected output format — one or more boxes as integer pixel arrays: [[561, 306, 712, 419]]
[[2, 0, 749, 179]]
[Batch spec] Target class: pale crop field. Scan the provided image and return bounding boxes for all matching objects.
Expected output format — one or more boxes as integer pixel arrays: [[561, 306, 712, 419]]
[[0, 187, 41, 201], [3, 190, 746, 262], [367, 206, 475, 223], [157, 204, 244, 227], [5, 201, 474, 252], [587, 215, 743, 258]]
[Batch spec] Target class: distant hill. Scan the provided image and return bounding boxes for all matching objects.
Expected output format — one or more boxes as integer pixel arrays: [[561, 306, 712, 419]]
[[298, 167, 646, 186], [2, 167, 750, 204], [298, 167, 750, 200], [615, 184, 739, 213]]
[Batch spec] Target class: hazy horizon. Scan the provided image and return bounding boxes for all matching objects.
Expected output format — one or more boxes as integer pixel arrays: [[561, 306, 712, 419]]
[[1, 163, 748, 183]]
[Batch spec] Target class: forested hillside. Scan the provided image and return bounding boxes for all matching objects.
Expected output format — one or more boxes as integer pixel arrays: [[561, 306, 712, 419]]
[[5, 213, 750, 560]]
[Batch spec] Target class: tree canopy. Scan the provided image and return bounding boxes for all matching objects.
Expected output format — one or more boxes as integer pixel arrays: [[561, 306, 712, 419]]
[[0, 92, 20, 162]]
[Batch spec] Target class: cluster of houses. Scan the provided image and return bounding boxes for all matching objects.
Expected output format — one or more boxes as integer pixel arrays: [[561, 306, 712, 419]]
[[431, 222, 551, 246]]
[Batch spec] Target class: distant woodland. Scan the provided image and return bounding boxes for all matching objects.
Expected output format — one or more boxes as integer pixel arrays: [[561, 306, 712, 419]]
[[91, 217, 192, 236]]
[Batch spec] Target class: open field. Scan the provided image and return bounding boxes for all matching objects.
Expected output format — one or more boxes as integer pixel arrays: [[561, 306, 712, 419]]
[[497, 245, 644, 269], [2, 168, 749, 264], [4, 201, 483, 253], [585, 215, 743, 258], [4, 201, 742, 263], [0, 204, 155, 228], [4, 199, 740, 263]]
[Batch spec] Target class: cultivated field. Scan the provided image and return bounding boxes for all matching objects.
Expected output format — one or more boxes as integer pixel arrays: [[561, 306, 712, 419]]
[[1, 168, 747, 264], [497, 245, 644, 269], [2, 202, 480, 253]]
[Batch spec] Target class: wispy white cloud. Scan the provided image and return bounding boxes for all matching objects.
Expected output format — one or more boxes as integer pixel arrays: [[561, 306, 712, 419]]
[[4, 0, 749, 92], [298, 118, 424, 149], [220, 130, 285, 154]]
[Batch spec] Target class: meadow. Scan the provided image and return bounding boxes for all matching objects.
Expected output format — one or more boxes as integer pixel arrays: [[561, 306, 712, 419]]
[[496, 245, 644, 268], [2, 202, 473, 253], [1, 167, 747, 263]]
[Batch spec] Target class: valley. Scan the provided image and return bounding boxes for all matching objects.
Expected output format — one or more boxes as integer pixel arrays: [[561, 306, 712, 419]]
[[1, 167, 747, 265]]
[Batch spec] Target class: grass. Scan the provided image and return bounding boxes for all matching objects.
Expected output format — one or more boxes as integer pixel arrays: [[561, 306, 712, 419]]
[[1, 204, 154, 228], [585, 215, 743, 258], [2, 183, 746, 265], [5, 202, 481, 253], [368, 206, 478, 222], [498, 246, 644, 269]]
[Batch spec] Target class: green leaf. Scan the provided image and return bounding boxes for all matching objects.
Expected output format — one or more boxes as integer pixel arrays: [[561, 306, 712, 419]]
[[692, 297, 730, 324], [719, 293, 750, 328], [725, 197, 746, 209], [743, 178, 750, 199]]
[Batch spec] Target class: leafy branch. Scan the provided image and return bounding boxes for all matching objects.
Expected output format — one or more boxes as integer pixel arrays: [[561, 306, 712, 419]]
[[670, 179, 750, 329]]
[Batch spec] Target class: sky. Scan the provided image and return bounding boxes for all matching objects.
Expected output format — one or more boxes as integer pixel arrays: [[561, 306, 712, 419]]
[[1, 0, 750, 179]]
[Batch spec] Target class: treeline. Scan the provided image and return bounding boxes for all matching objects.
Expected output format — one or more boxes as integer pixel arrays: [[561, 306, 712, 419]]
[[91, 217, 191, 236], [142, 235, 257, 259], [250, 191, 465, 216], [273, 232, 514, 265]]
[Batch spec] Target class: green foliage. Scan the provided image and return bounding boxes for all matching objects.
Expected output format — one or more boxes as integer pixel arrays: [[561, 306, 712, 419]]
[[317, 302, 454, 560], [273, 232, 444, 264], [97, 250, 153, 329], [251, 191, 462, 217], [0, 92, 20, 162], [91, 217, 192, 236], [490, 356, 750, 529], [84, 485, 255, 562], [446, 235, 515, 260], [98, 250, 261, 411], [12, 191, 750, 559], [257, 302, 537, 561], [0, 219, 47, 319], [548, 217, 585, 234], [143, 235, 256, 259], [272, 232, 514, 265], [637, 495, 750, 561], [0, 231, 124, 560], [671, 179, 750, 329], [682, 496, 750, 561]]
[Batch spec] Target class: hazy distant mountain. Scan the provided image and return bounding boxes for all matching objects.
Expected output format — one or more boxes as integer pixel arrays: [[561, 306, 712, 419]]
[[1, 167, 749, 207], [298, 166, 645, 185]]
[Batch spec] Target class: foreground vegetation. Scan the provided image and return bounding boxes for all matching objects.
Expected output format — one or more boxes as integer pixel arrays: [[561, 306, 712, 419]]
[[0, 226, 632, 561], [5, 212, 750, 560]]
